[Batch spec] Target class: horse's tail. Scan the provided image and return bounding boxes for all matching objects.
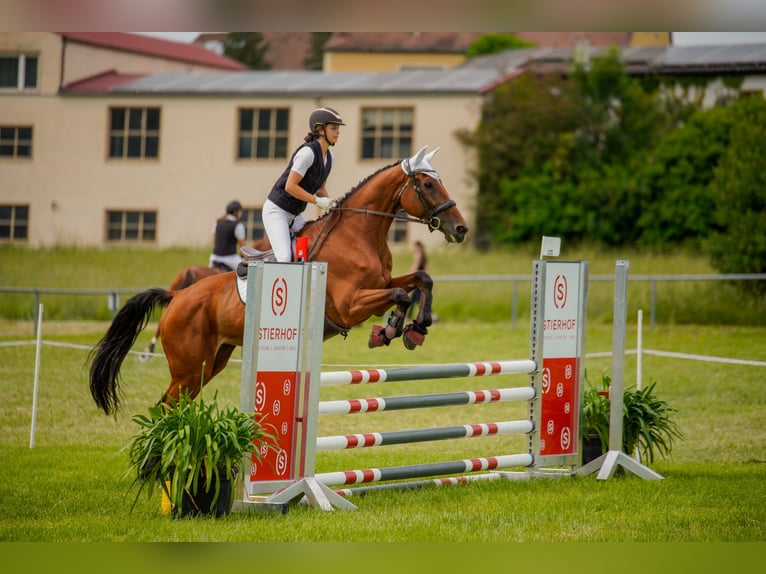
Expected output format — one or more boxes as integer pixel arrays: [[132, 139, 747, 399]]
[[88, 288, 172, 415]]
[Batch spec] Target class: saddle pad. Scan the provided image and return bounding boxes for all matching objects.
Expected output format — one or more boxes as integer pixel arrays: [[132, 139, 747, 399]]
[[236, 272, 248, 304]]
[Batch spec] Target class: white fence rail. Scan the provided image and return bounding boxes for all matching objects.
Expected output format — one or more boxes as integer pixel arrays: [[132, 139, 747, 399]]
[[2, 273, 765, 334]]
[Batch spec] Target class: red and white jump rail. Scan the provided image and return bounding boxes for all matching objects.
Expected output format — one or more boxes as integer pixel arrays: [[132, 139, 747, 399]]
[[317, 386, 535, 416], [318, 359, 536, 386], [315, 454, 534, 487], [316, 420, 534, 451]]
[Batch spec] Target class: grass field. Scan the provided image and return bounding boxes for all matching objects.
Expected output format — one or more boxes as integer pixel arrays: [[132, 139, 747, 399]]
[[1, 245, 765, 554]]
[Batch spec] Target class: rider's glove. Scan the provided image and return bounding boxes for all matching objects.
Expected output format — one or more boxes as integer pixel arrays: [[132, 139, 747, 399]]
[[315, 196, 336, 211]]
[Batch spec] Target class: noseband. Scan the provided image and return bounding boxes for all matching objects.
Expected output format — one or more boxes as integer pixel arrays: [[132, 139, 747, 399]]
[[398, 158, 456, 232]]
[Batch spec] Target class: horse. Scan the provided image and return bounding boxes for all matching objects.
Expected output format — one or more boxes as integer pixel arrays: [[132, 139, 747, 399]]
[[88, 146, 468, 415], [138, 265, 223, 361]]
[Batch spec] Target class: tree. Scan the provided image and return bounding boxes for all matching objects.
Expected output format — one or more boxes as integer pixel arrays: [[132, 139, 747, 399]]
[[636, 105, 736, 248], [460, 46, 673, 249], [465, 33, 535, 59], [223, 33, 271, 70], [303, 32, 332, 70], [707, 95, 766, 291], [456, 74, 581, 249]]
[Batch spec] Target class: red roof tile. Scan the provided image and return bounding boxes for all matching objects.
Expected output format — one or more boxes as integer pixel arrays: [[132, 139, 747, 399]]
[[59, 32, 247, 70], [63, 70, 146, 93]]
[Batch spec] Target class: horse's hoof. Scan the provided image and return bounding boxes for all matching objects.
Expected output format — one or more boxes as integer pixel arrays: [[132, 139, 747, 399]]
[[368, 325, 390, 348], [138, 350, 150, 362], [403, 324, 426, 349]]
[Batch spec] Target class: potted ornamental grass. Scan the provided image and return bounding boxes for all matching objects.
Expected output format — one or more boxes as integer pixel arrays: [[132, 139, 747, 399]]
[[125, 390, 276, 518], [581, 371, 684, 464]]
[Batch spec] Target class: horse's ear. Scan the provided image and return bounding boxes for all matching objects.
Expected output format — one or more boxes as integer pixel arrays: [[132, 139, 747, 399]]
[[424, 147, 440, 166], [402, 145, 428, 175]]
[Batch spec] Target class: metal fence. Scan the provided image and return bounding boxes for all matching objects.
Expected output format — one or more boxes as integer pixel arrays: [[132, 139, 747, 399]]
[[2, 273, 765, 335], [432, 273, 766, 328]]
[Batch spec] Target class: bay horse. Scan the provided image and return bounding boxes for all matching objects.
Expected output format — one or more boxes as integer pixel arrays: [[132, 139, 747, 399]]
[[138, 265, 223, 361], [88, 146, 468, 415]]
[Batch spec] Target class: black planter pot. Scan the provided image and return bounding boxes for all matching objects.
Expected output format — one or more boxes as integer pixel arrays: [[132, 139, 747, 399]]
[[171, 469, 237, 518], [582, 433, 605, 465], [178, 479, 233, 518]]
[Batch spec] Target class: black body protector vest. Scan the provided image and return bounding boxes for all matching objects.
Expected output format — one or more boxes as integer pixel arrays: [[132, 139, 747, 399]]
[[267, 140, 332, 215], [213, 218, 239, 256]]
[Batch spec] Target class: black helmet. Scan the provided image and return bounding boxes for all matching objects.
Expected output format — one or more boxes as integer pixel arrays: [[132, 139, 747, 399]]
[[309, 107, 346, 132], [226, 200, 242, 214]]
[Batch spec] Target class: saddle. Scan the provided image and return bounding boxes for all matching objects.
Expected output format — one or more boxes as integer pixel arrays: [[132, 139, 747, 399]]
[[240, 245, 275, 262]]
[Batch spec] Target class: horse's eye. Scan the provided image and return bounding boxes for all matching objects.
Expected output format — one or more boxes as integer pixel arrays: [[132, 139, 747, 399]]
[[424, 181, 433, 189]]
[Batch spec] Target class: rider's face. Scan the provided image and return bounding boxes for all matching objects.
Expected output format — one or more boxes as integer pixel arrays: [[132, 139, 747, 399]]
[[322, 123, 341, 145]]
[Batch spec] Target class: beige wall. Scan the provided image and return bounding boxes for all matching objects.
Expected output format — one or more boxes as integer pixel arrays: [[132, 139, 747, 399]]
[[1, 90, 482, 250], [0, 32, 63, 95], [324, 51, 466, 72]]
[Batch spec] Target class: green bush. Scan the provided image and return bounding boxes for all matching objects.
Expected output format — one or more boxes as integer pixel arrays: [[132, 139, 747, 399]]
[[707, 95, 766, 291]]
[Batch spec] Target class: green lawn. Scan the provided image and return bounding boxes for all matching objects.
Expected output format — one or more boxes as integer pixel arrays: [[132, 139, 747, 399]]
[[1, 245, 764, 564]]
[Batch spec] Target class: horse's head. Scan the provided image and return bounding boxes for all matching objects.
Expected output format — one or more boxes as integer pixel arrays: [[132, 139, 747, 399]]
[[398, 146, 469, 243]]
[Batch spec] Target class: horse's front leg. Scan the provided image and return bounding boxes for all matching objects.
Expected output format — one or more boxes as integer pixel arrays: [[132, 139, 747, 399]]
[[389, 271, 434, 349], [352, 271, 433, 349]]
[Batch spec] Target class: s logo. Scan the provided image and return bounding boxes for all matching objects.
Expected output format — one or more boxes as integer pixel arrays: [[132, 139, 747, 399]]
[[553, 274, 568, 309], [271, 277, 288, 316]]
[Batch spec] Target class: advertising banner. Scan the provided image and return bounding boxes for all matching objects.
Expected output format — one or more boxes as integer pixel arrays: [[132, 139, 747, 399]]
[[539, 261, 587, 464]]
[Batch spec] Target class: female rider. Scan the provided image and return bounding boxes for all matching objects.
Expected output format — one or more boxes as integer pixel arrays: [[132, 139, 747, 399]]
[[262, 107, 345, 262]]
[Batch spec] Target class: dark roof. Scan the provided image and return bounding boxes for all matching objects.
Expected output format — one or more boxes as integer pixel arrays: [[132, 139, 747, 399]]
[[61, 43, 766, 97], [325, 33, 483, 54], [458, 43, 766, 75], [60, 32, 247, 71], [658, 43, 766, 73], [103, 68, 502, 96]]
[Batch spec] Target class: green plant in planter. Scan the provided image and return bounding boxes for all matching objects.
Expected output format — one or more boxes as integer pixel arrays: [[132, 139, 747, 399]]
[[581, 371, 684, 463], [125, 390, 276, 517]]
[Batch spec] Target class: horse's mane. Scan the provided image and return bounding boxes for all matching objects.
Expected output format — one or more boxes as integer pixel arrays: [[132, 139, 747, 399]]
[[311, 160, 402, 224]]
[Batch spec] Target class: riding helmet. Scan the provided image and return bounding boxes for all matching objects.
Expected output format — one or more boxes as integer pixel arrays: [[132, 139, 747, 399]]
[[226, 200, 243, 214], [309, 107, 346, 132]]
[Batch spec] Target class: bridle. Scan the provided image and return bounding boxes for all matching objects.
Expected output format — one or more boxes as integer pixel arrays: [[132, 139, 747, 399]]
[[334, 158, 456, 232]]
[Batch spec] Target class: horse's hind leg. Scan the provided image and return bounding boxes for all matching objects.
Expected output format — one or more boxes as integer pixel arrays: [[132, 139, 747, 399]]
[[158, 342, 235, 406]]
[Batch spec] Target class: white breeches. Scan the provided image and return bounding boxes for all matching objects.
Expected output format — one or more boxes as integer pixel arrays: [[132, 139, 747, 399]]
[[263, 199, 307, 262]]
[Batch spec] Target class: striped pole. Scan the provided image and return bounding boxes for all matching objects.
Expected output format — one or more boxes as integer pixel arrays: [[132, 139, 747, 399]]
[[334, 472, 503, 498], [318, 386, 535, 415], [315, 453, 533, 487], [320, 359, 536, 386], [316, 420, 533, 451]]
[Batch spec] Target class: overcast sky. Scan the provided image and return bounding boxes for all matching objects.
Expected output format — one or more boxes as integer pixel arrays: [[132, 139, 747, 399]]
[[137, 32, 766, 46]]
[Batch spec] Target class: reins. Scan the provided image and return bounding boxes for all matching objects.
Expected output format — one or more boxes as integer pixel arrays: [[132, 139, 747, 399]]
[[306, 158, 455, 261], [332, 159, 455, 232]]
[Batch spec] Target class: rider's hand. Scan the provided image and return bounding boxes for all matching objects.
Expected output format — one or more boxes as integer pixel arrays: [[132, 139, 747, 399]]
[[315, 196, 336, 211]]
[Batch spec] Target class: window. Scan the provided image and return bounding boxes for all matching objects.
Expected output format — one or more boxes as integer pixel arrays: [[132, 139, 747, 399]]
[[387, 210, 408, 244], [108, 107, 160, 159], [241, 207, 265, 242], [0, 205, 29, 242], [106, 210, 157, 242], [0, 54, 38, 90], [361, 107, 414, 160], [0, 126, 33, 159], [238, 108, 289, 160]]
